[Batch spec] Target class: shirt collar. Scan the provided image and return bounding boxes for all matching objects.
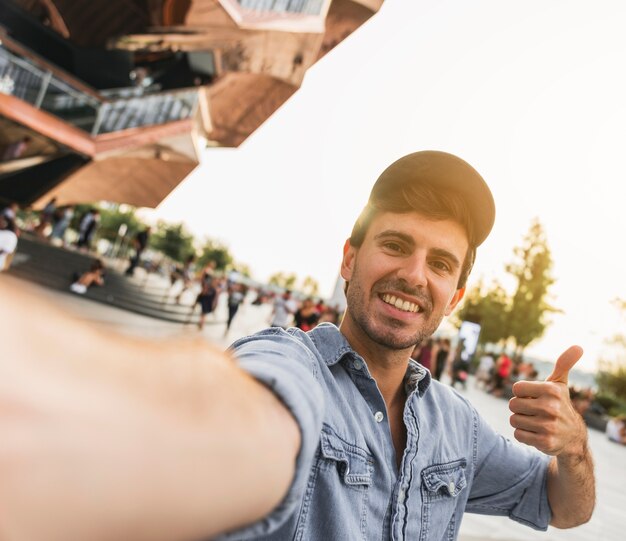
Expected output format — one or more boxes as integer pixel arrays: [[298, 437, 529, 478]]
[[308, 323, 431, 396]]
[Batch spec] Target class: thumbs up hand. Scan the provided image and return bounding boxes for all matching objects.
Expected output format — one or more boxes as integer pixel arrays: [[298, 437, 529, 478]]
[[509, 346, 587, 457]]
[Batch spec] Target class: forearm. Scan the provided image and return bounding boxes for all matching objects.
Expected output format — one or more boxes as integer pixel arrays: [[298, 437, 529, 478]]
[[547, 427, 595, 528], [0, 280, 300, 540]]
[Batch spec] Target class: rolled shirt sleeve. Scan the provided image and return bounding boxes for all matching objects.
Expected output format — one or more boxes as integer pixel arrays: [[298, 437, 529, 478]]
[[465, 408, 552, 530], [216, 328, 325, 539]]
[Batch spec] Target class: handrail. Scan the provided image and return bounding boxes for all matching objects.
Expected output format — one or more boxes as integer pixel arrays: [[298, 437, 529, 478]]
[[237, 0, 325, 15], [0, 29, 103, 100], [0, 43, 199, 137]]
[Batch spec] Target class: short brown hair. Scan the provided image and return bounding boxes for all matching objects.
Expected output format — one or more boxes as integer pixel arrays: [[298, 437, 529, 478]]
[[349, 180, 476, 289]]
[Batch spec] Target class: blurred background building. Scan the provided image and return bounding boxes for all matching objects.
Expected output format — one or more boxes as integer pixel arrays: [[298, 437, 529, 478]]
[[0, 0, 383, 209]]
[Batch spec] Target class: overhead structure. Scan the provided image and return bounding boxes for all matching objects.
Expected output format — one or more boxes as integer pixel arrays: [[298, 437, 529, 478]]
[[0, 0, 384, 207]]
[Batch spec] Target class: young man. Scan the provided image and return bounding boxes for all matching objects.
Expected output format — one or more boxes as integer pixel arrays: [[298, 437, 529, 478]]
[[0, 151, 593, 540]]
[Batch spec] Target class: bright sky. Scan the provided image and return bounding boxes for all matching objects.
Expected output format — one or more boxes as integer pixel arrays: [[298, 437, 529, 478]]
[[150, 0, 626, 372]]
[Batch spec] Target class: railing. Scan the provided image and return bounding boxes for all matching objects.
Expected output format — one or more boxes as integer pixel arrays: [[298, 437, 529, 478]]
[[236, 0, 325, 15], [0, 44, 199, 136]]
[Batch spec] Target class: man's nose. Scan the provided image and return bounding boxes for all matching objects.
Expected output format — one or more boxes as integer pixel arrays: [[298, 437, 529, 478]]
[[396, 252, 428, 289]]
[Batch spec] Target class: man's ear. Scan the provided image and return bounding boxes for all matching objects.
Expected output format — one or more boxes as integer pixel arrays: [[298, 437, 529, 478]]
[[341, 239, 356, 282], [444, 287, 465, 316]]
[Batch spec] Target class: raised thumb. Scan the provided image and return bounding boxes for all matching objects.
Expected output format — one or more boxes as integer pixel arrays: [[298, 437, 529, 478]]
[[545, 345, 583, 384]]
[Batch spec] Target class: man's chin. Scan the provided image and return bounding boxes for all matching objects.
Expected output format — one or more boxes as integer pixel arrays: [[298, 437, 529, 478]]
[[368, 329, 423, 351]]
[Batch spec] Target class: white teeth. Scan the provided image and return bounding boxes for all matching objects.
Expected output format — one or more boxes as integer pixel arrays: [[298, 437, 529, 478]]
[[381, 294, 420, 314]]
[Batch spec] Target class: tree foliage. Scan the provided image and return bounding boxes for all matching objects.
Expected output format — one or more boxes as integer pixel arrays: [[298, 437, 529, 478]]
[[506, 219, 557, 353], [455, 279, 510, 346], [268, 271, 298, 290], [196, 238, 233, 271], [149, 221, 195, 263], [97, 206, 146, 243], [454, 219, 557, 353], [596, 299, 626, 414], [301, 276, 320, 297]]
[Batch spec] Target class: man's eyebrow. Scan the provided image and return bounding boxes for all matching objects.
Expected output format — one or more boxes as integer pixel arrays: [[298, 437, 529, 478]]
[[373, 230, 415, 247]]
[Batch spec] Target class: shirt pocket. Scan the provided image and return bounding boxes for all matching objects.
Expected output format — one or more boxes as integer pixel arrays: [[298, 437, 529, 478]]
[[419, 458, 467, 541], [295, 424, 373, 541], [319, 425, 373, 490]]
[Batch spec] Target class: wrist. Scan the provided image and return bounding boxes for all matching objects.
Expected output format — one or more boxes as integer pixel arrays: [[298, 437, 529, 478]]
[[557, 420, 589, 466]]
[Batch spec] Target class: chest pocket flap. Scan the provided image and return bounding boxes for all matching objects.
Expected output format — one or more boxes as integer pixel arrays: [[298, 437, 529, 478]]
[[319, 424, 373, 487], [422, 459, 467, 499]]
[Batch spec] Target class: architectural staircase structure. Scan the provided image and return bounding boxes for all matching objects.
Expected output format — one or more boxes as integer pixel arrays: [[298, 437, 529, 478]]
[[0, 0, 384, 209], [7, 234, 209, 324]]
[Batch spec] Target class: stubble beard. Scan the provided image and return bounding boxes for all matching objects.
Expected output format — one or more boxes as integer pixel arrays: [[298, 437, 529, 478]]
[[345, 265, 443, 351]]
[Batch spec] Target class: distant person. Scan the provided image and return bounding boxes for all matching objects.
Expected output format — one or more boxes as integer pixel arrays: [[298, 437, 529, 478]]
[[606, 415, 626, 445], [76, 209, 99, 250], [475, 351, 495, 389], [0, 215, 18, 271], [200, 261, 216, 286], [35, 197, 57, 237], [570, 387, 593, 417], [194, 280, 219, 330], [270, 289, 296, 329], [293, 298, 320, 332], [433, 337, 451, 380], [69, 259, 105, 295], [1, 135, 31, 161], [450, 340, 469, 389], [224, 282, 245, 334], [414, 338, 434, 371], [125, 227, 151, 276], [1, 201, 19, 223], [49, 206, 74, 245], [318, 304, 341, 325], [491, 352, 513, 396]]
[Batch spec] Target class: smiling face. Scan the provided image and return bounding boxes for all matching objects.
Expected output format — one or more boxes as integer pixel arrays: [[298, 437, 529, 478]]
[[340, 211, 468, 353]]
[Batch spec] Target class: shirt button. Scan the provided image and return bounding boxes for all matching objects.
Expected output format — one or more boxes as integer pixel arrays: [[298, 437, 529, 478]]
[[352, 359, 363, 370], [448, 481, 456, 494], [397, 489, 405, 504], [374, 411, 384, 423]]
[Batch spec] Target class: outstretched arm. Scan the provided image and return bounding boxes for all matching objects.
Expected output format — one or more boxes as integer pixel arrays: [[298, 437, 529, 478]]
[[0, 279, 300, 541], [509, 346, 595, 528]]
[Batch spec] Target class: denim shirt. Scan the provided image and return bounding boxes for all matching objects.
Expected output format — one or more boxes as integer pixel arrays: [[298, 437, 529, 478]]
[[217, 323, 551, 541]]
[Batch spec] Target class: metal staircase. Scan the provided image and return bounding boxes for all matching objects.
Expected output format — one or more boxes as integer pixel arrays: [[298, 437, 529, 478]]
[[0, 43, 199, 136], [6, 234, 216, 325]]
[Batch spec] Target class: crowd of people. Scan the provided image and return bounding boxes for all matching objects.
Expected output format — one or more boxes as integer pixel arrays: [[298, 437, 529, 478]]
[[186, 268, 342, 336]]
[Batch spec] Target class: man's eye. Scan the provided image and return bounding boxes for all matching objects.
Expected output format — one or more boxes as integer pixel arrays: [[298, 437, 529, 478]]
[[383, 242, 404, 253], [431, 260, 451, 272]]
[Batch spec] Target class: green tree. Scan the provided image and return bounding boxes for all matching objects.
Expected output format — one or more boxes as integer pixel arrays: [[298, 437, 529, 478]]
[[301, 276, 319, 297], [268, 271, 298, 290], [97, 206, 146, 243], [196, 238, 233, 271], [149, 221, 195, 263], [455, 279, 511, 347], [595, 299, 626, 415], [506, 219, 558, 355]]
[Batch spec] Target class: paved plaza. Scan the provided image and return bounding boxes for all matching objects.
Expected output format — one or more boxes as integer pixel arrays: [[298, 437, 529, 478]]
[[11, 275, 625, 541]]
